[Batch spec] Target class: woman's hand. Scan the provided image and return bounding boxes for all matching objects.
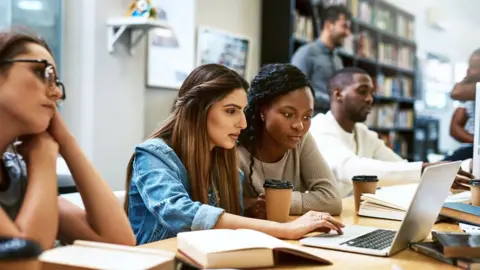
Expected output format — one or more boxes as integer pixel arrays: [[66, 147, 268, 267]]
[[18, 132, 59, 163], [244, 194, 266, 219], [47, 111, 74, 148], [281, 211, 344, 240]]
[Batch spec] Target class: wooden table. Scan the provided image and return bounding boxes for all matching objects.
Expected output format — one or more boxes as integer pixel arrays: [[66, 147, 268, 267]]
[[140, 196, 462, 269]]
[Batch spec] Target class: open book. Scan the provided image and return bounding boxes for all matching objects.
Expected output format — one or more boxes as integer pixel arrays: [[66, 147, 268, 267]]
[[358, 184, 471, 221], [40, 240, 175, 270], [177, 229, 332, 269]]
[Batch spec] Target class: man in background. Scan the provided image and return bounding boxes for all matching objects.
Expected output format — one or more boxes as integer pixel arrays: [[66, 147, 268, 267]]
[[450, 48, 480, 101], [291, 5, 351, 114], [444, 102, 475, 161], [309, 67, 473, 197]]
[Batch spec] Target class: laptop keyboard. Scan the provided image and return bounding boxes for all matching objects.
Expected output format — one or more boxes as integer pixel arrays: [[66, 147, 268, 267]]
[[340, 229, 396, 250]]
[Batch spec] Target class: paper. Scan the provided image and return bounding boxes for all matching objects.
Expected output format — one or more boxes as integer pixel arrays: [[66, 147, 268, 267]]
[[460, 223, 480, 234]]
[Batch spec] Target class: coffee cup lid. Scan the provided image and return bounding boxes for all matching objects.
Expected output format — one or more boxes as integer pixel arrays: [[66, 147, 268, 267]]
[[471, 179, 480, 186], [263, 179, 294, 189], [0, 238, 43, 261], [352, 175, 378, 182]]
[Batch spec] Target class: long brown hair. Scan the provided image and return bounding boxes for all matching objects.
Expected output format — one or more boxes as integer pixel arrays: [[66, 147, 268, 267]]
[[125, 64, 248, 215]]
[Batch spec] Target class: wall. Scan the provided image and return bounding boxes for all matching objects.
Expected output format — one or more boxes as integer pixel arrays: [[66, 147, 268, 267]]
[[386, 0, 480, 153], [63, 0, 145, 190], [144, 0, 261, 135], [62, 0, 260, 190]]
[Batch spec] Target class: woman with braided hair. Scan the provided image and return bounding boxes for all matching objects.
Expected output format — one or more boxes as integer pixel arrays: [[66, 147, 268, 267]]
[[125, 64, 344, 244], [238, 64, 342, 219]]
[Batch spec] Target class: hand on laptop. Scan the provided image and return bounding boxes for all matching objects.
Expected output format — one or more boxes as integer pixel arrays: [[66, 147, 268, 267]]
[[282, 211, 345, 240], [422, 161, 474, 190]]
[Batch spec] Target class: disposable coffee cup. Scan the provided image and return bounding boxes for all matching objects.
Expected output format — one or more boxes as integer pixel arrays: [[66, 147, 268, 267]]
[[352, 175, 379, 212], [263, 179, 294, 223], [471, 180, 480, 206], [0, 237, 43, 270]]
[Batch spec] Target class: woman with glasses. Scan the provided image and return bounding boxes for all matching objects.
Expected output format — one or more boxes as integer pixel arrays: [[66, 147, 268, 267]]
[[0, 31, 135, 249]]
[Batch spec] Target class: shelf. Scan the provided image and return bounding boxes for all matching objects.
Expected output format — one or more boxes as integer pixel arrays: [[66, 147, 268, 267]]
[[336, 51, 415, 75], [352, 18, 416, 47], [369, 127, 414, 133], [374, 95, 415, 104], [106, 17, 172, 55]]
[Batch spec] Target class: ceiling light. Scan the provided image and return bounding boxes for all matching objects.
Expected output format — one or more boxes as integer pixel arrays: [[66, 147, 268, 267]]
[[18, 0, 43, 11]]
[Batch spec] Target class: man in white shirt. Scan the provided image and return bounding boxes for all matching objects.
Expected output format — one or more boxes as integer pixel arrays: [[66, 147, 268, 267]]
[[310, 67, 473, 197]]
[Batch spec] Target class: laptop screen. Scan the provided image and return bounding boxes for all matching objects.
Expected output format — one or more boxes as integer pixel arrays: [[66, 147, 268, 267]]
[[472, 82, 480, 178]]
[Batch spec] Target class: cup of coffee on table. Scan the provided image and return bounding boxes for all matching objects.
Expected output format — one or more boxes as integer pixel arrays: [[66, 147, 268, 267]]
[[470, 179, 480, 206], [263, 179, 294, 223], [0, 237, 43, 270], [352, 175, 379, 212]]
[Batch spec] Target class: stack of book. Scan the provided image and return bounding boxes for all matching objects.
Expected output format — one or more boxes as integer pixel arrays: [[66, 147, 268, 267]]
[[411, 232, 479, 269]]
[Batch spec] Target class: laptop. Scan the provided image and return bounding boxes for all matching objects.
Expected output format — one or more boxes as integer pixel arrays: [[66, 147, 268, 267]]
[[471, 82, 480, 178], [300, 161, 462, 257]]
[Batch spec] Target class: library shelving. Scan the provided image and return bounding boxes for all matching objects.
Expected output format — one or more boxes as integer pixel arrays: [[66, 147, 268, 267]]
[[261, 0, 418, 160]]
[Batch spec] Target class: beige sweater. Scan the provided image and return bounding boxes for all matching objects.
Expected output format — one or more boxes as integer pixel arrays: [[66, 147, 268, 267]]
[[237, 132, 342, 215]]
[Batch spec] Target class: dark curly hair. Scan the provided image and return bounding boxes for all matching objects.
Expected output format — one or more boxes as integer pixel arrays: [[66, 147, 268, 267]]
[[238, 63, 314, 195]]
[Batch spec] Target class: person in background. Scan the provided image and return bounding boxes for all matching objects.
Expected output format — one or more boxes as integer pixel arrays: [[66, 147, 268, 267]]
[[309, 67, 474, 197], [238, 64, 342, 219], [0, 31, 135, 249], [450, 48, 480, 101], [291, 4, 351, 114], [444, 102, 475, 161], [125, 64, 344, 245]]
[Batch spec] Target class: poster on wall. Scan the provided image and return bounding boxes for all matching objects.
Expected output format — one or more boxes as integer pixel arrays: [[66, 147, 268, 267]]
[[196, 26, 250, 78], [147, 0, 196, 89]]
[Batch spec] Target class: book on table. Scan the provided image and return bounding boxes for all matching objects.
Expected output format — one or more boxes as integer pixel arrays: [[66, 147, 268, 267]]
[[410, 241, 480, 269], [432, 231, 480, 259], [177, 229, 332, 269], [40, 240, 175, 270], [357, 184, 472, 221]]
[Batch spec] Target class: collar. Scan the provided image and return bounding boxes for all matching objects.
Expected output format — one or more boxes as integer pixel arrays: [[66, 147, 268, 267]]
[[315, 40, 336, 54]]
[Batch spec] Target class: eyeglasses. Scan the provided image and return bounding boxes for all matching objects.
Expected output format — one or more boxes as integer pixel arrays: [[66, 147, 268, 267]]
[[0, 59, 66, 104]]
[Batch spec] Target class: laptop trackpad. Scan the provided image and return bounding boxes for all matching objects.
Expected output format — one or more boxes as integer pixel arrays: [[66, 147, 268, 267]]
[[302, 225, 379, 246]]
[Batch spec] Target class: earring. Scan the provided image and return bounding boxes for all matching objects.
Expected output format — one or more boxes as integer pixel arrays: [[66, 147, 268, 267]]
[[261, 114, 264, 121]]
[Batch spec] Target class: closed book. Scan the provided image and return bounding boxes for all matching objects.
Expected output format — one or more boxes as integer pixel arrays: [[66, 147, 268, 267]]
[[177, 229, 331, 269], [432, 232, 480, 259], [440, 203, 480, 226], [411, 241, 480, 269], [40, 240, 175, 270]]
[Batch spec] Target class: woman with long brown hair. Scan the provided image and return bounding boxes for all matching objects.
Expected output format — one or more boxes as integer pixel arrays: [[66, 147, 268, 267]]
[[0, 30, 135, 249], [125, 64, 344, 244]]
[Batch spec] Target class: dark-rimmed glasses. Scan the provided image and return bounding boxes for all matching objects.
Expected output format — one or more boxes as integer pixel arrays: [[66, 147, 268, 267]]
[[0, 59, 66, 103]]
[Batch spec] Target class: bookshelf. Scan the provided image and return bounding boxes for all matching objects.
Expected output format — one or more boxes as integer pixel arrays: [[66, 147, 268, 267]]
[[261, 0, 418, 161]]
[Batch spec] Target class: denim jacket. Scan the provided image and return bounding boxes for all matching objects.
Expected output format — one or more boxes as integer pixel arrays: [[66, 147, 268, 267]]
[[127, 138, 244, 245]]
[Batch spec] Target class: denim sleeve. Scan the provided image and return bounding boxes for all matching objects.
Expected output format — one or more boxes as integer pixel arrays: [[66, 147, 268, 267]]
[[132, 147, 225, 234], [239, 170, 244, 216]]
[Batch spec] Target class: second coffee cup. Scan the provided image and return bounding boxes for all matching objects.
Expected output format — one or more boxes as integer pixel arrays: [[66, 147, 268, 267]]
[[471, 179, 480, 206], [352, 175, 379, 212], [263, 179, 294, 223]]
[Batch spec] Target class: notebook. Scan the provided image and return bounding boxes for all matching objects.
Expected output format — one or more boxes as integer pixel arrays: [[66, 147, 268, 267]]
[[432, 231, 480, 259], [440, 203, 480, 226], [358, 184, 471, 221], [177, 229, 332, 269], [40, 240, 175, 270], [410, 241, 480, 269]]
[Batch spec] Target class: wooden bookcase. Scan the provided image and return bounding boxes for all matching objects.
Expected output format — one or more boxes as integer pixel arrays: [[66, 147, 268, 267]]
[[261, 0, 418, 161]]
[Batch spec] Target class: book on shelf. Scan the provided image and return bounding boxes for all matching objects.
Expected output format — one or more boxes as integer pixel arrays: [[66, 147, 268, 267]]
[[396, 15, 415, 41], [357, 31, 375, 59], [177, 229, 331, 269], [358, 0, 372, 24], [375, 74, 413, 98], [375, 7, 395, 33], [398, 46, 415, 70], [432, 231, 480, 259], [410, 241, 480, 269], [378, 42, 398, 66], [40, 240, 175, 270], [341, 34, 355, 55], [293, 11, 313, 42], [358, 184, 472, 221]]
